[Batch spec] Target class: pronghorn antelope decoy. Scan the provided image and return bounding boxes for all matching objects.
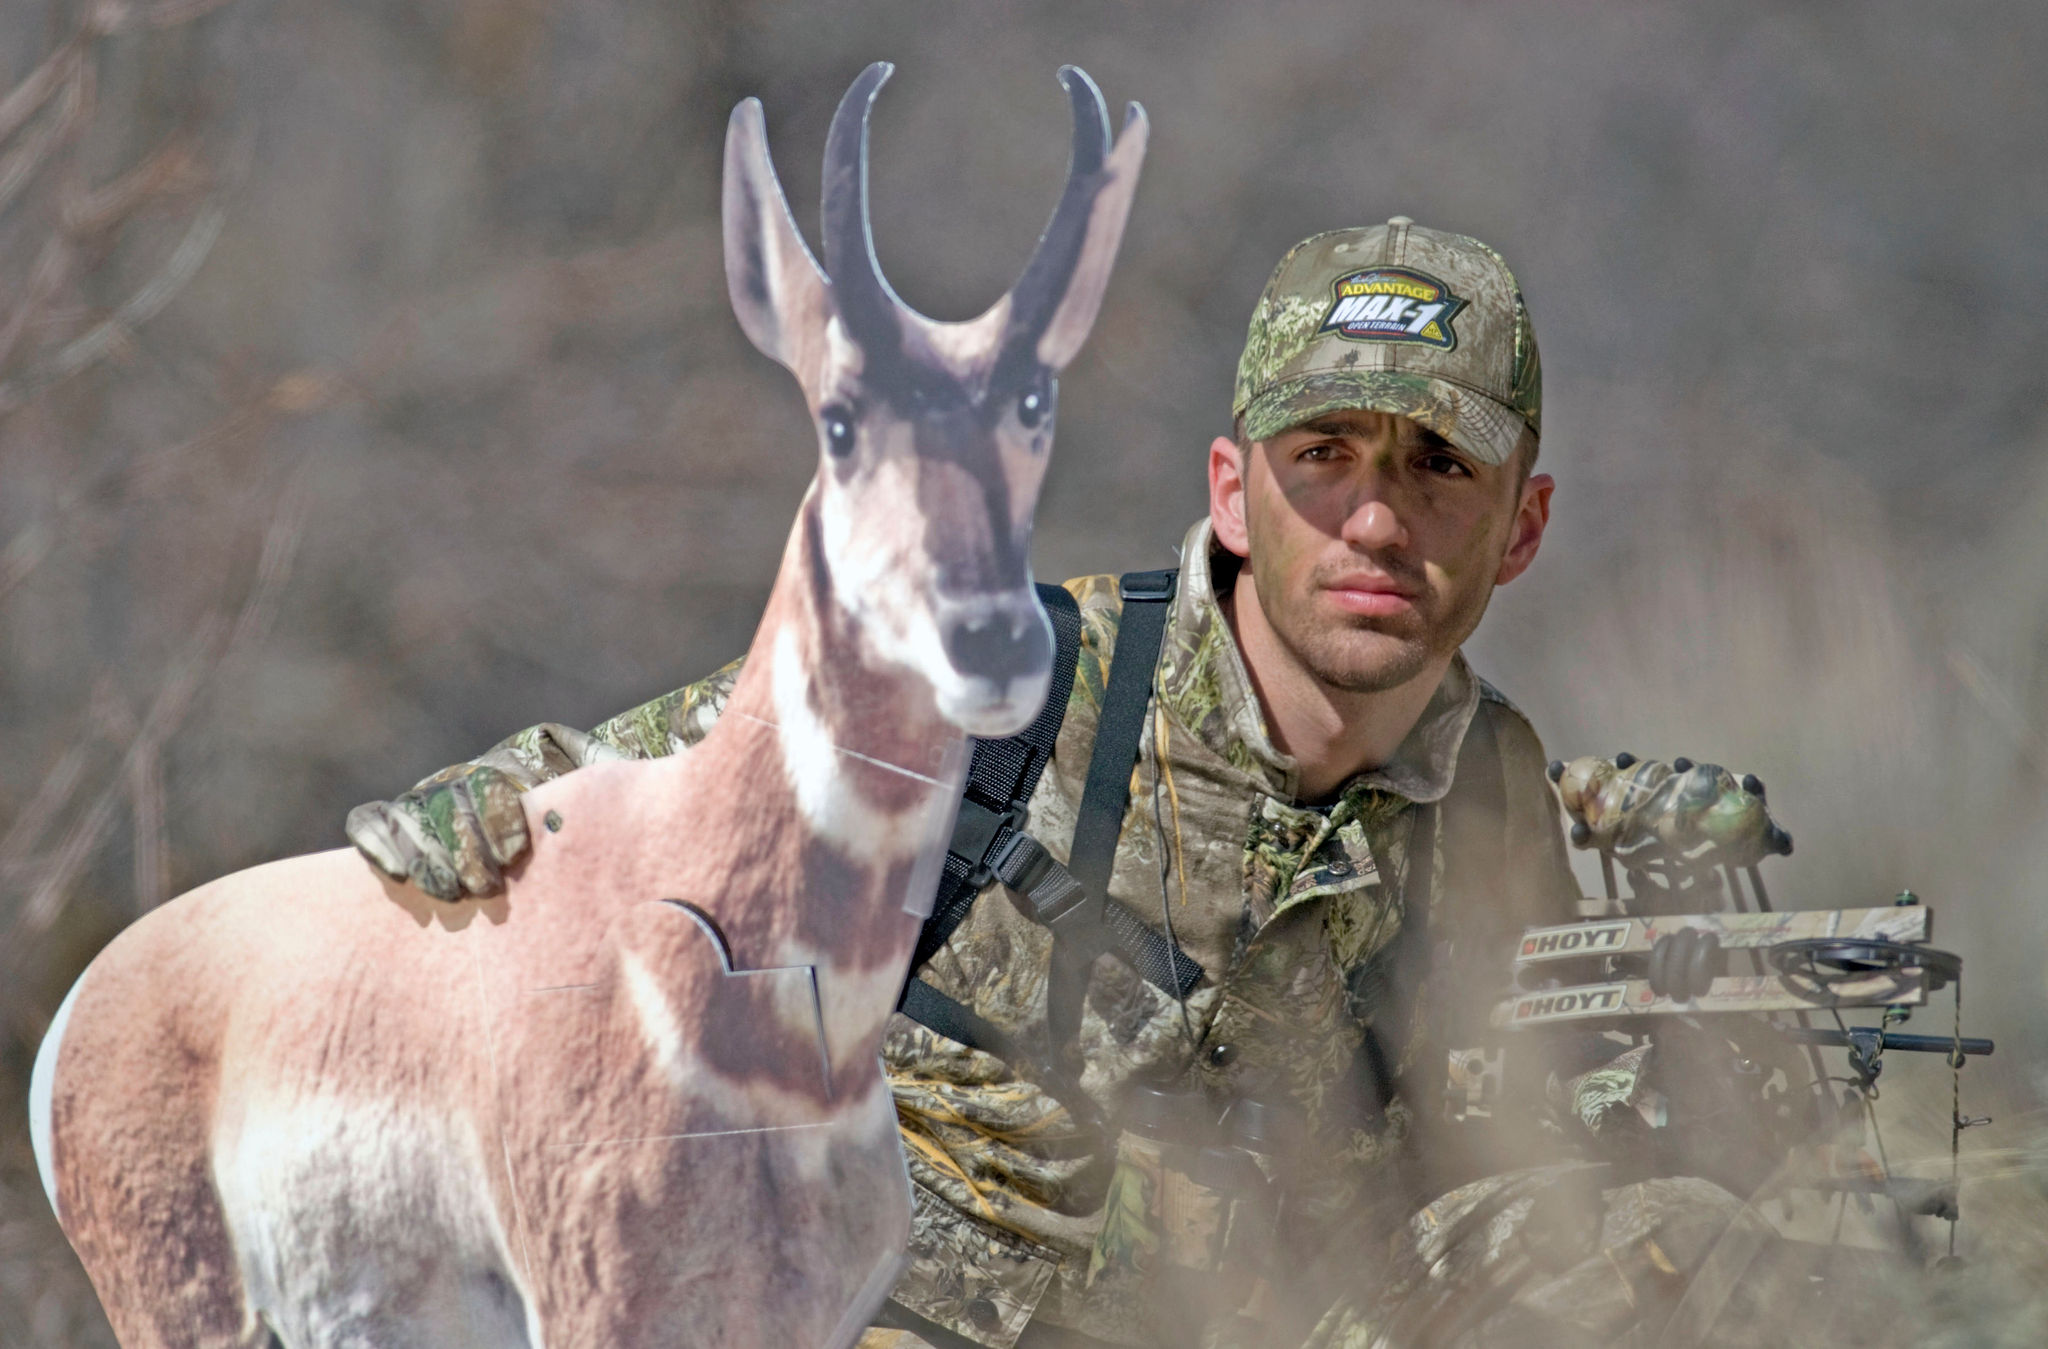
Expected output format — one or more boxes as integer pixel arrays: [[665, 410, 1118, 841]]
[[29, 62, 1146, 1349]]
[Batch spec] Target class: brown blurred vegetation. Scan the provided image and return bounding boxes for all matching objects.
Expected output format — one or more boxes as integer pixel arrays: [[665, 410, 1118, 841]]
[[2, 0, 2045, 1342]]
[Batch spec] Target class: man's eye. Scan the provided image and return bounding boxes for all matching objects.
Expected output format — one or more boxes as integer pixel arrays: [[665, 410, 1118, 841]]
[[1300, 443, 1341, 462], [1417, 452, 1472, 478]]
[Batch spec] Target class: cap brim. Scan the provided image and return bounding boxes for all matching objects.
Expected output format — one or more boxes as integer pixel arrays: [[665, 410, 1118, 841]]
[[1239, 371, 1526, 466]]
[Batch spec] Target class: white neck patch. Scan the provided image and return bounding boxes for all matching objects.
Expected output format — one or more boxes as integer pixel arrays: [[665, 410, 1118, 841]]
[[757, 629, 947, 865]]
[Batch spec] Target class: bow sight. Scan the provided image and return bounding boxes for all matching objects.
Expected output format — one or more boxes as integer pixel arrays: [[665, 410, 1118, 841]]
[[1470, 753, 1994, 1264]]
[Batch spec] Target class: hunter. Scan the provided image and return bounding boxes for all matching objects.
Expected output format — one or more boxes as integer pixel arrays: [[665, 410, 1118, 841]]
[[350, 221, 1718, 1347]]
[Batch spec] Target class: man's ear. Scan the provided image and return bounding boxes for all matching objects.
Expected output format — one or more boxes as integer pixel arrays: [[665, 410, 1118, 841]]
[[1209, 435, 1252, 558], [723, 98, 831, 373], [1495, 471, 1554, 586]]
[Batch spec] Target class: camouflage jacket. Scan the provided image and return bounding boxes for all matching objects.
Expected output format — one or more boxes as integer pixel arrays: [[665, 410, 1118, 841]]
[[440, 519, 1586, 1348]]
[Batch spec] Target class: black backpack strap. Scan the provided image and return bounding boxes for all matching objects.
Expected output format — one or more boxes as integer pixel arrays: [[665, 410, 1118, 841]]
[[1065, 569, 1176, 896], [1043, 568, 1179, 1063], [897, 569, 1200, 1047], [988, 831, 1201, 997], [906, 581, 1082, 977], [898, 978, 1024, 1067]]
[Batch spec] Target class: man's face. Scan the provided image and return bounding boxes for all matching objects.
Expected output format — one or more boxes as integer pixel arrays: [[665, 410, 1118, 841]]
[[1209, 409, 1552, 695]]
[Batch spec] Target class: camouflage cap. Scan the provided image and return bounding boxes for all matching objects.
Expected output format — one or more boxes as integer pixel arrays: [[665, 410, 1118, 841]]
[[1232, 218, 1541, 466]]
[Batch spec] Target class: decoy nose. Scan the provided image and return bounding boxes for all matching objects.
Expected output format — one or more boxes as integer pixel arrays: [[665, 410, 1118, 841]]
[[943, 602, 1051, 686]]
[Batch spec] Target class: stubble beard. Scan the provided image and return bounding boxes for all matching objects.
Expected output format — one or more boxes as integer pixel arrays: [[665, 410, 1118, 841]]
[[1251, 551, 1495, 697]]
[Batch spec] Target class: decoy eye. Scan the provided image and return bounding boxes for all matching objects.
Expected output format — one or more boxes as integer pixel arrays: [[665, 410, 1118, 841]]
[[1016, 378, 1053, 430], [821, 405, 856, 458]]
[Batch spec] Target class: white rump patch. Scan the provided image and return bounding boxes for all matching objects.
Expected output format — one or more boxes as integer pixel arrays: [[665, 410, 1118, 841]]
[[29, 972, 85, 1221]]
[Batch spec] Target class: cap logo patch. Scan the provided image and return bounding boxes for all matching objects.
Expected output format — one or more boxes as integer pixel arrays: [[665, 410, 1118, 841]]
[[1317, 267, 1466, 350]]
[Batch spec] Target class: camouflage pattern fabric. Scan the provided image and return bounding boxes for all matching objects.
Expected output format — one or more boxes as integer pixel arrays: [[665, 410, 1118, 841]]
[[1296, 1159, 1943, 1349], [1552, 753, 1791, 873], [1298, 1166, 1760, 1349], [1561, 1041, 1658, 1134], [346, 662, 743, 899], [349, 519, 1610, 1348], [855, 1333, 935, 1349], [1231, 220, 1541, 467]]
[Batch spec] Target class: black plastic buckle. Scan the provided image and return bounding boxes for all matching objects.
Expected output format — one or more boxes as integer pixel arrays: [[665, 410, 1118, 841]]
[[1120, 568, 1177, 603], [987, 830, 1053, 898], [948, 796, 1028, 890]]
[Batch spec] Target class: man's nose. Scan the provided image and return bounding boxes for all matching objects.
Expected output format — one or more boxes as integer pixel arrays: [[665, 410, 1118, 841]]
[[1339, 496, 1408, 552]]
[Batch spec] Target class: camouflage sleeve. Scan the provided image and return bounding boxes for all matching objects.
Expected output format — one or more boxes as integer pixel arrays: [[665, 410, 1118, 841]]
[[586, 656, 745, 759], [1062, 572, 1123, 717], [412, 722, 627, 793], [1303, 1165, 1758, 1349], [347, 657, 747, 900], [1476, 688, 1585, 928]]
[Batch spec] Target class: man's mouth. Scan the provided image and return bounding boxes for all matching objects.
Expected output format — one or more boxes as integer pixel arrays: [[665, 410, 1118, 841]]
[[1321, 573, 1420, 618]]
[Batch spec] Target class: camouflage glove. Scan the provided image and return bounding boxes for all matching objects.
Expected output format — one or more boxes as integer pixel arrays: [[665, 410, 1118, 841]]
[[346, 670, 740, 900], [347, 721, 628, 900], [346, 765, 532, 900], [1547, 753, 1793, 872]]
